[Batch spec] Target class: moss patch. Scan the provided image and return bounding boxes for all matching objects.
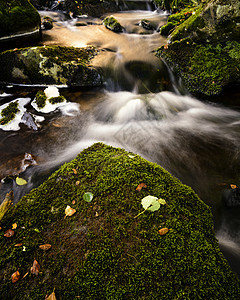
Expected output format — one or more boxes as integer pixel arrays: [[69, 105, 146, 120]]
[[103, 16, 123, 32], [0, 143, 239, 299], [0, 101, 20, 125]]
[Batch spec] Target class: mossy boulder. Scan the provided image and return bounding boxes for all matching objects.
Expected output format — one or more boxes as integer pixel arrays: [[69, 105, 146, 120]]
[[0, 0, 41, 43], [0, 46, 102, 87], [157, 0, 240, 96], [103, 16, 123, 33], [0, 143, 239, 299]]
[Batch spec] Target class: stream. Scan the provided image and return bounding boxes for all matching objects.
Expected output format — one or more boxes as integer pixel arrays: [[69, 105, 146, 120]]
[[1, 1, 240, 277]]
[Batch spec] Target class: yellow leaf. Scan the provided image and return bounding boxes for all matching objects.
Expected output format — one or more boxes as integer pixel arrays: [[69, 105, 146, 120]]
[[65, 205, 76, 217], [47, 291, 57, 300], [11, 271, 20, 283], [12, 223, 17, 230], [16, 177, 28, 185], [230, 184, 237, 189]]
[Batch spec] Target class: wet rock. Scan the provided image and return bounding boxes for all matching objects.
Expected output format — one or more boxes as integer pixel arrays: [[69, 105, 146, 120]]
[[0, 0, 41, 47], [140, 19, 155, 31], [103, 16, 123, 33], [0, 46, 102, 87], [41, 16, 54, 30]]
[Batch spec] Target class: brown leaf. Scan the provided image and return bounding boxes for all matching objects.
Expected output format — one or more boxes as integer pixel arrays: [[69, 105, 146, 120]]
[[73, 168, 77, 174], [4, 229, 14, 237], [12, 223, 17, 230], [46, 291, 57, 300], [14, 243, 23, 247], [65, 205, 76, 217], [39, 244, 52, 251], [136, 183, 147, 192], [30, 259, 40, 275], [0, 226, 2, 230], [230, 184, 237, 189], [158, 228, 169, 236], [11, 271, 20, 283], [72, 200, 76, 205]]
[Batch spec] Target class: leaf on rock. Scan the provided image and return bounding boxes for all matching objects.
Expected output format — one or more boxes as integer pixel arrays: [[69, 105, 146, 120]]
[[65, 205, 76, 217], [4, 229, 14, 237], [14, 243, 23, 247], [136, 183, 147, 191], [30, 259, 40, 275], [141, 195, 159, 212], [12, 223, 17, 230], [158, 198, 166, 205], [159, 228, 169, 236], [72, 200, 76, 205], [16, 177, 28, 186], [11, 271, 20, 283], [39, 244, 52, 251], [46, 291, 57, 300], [83, 192, 93, 203], [230, 184, 237, 189], [72, 168, 77, 174]]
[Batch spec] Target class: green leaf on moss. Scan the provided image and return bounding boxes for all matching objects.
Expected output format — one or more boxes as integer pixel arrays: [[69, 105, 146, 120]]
[[141, 195, 160, 212], [83, 192, 93, 203], [158, 198, 166, 205]]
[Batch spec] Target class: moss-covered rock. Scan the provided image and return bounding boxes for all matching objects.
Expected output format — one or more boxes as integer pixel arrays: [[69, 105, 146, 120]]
[[103, 16, 123, 33], [0, 143, 239, 299], [157, 0, 240, 96], [0, 101, 20, 125], [0, 0, 41, 41], [0, 45, 102, 87]]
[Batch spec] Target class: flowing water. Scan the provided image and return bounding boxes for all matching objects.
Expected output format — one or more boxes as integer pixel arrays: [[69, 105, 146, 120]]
[[1, 2, 240, 276]]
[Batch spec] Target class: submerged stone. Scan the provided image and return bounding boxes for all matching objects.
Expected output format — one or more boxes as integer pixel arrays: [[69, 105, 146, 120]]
[[0, 143, 239, 299], [0, 46, 102, 87], [103, 16, 123, 32]]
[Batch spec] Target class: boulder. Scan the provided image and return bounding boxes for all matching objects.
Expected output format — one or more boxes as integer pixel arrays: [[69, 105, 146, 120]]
[[0, 0, 41, 46], [103, 16, 123, 32], [0, 143, 239, 299], [0, 46, 102, 87]]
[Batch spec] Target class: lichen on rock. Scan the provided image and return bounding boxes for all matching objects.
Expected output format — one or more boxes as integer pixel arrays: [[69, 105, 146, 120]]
[[0, 143, 239, 299]]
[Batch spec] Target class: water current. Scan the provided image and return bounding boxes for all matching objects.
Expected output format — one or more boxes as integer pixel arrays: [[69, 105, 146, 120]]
[[0, 1, 240, 276]]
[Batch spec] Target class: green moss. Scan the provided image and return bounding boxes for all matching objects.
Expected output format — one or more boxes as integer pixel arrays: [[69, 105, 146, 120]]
[[0, 101, 19, 125], [48, 96, 66, 105], [0, 0, 40, 37], [0, 143, 239, 299], [103, 16, 123, 33], [154, 0, 200, 12], [35, 90, 47, 109], [160, 22, 176, 35]]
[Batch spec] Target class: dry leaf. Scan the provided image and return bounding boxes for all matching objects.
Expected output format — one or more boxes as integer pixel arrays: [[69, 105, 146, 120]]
[[22, 272, 29, 279], [39, 244, 52, 251], [159, 228, 169, 236], [4, 229, 14, 237], [73, 169, 77, 174], [14, 243, 23, 247], [136, 183, 147, 191], [230, 184, 237, 189], [11, 271, 20, 283], [46, 291, 57, 300], [65, 205, 76, 217], [76, 181, 80, 186], [0, 226, 2, 230], [12, 223, 17, 230], [72, 200, 76, 205], [30, 259, 40, 275]]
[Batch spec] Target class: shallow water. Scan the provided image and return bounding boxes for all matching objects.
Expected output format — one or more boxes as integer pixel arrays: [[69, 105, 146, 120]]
[[1, 6, 240, 276]]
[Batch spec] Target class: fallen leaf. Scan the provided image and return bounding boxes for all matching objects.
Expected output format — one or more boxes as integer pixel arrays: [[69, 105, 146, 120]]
[[22, 272, 29, 279], [158, 198, 166, 205], [72, 168, 77, 174], [39, 244, 52, 251], [83, 192, 93, 203], [4, 229, 14, 237], [46, 291, 57, 300], [23, 246, 26, 252], [16, 177, 28, 185], [141, 195, 160, 212], [0, 226, 2, 230], [65, 205, 76, 217], [72, 200, 76, 205], [14, 243, 23, 247], [136, 183, 147, 191], [128, 155, 135, 158], [159, 228, 169, 236], [30, 259, 40, 275], [12, 223, 17, 230], [230, 184, 237, 189], [76, 181, 80, 186], [11, 271, 20, 283]]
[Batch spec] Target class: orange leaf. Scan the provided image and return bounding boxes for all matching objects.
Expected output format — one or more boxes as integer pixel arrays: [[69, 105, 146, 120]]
[[158, 228, 169, 236], [72, 200, 76, 205], [73, 169, 77, 174], [12, 223, 17, 230], [22, 272, 29, 279], [230, 184, 237, 189], [136, 183, 147, 192], [11, 271, 20, 283], [39, 244, 52, 251], [14, 243, 23, 247], [46, 291, 57, 300], [4, 229, 14, 237], [65, 205, 76, 217], [30, 259, 40, 275]]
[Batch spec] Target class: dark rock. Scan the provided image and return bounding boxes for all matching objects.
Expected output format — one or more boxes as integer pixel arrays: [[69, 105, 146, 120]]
[[42, 16, 53, 30], [103, 16, 123, 32]]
